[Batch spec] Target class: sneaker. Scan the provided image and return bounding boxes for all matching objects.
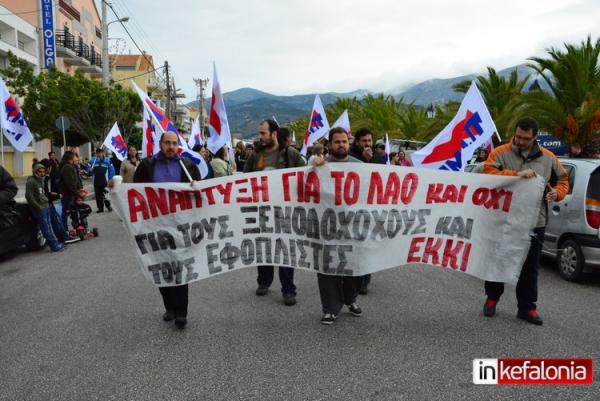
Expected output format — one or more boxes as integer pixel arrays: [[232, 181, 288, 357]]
[[85, 233, 95, 239], [174, 316, 187, 329], [283, 293, 297, 306], [50, 243, 65, 252], [63, 236, 79, 244], [320, 313, 337, 325], [483, 298, 497, 317], [255, 286, 269, 296], [107, 205, 113, 212], [347, 302, 363, 316], [517, 309, 543, 326], [162, 311, 175, 322], [96, 210, 104, 213]]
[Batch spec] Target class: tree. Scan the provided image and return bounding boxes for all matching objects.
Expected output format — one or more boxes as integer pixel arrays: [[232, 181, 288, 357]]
[[1, 52, 142, 147], [523, 36, 600, 145], [453, 67, 529, 139]]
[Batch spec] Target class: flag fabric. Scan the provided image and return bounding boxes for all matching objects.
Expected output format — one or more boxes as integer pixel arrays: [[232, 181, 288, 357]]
[[207, 62, 232, 155], [292, 130, 296, 144], [0, 77, 33, 152], [331, 109, 351, 135], [384, 133, 391, 165], [102, 122, 127, 161], [141, 108, 159, 158], [131, 80, 177, 134], [187, 116, 204, 149], [482, 137, 494, 153], [300, 95, 330, 156], [180, 145, 209, 179], [411, 81, 498, 172]]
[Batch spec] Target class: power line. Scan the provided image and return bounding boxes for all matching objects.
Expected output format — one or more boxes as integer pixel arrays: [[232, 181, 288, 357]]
[[112, 65, 166, 83], [0, 3, 59, 16]]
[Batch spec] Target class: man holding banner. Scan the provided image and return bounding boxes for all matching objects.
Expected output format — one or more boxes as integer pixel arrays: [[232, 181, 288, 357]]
[[244, 119, 306, 305], [481, 117, 568, 325], [133, 131, 201, 329]]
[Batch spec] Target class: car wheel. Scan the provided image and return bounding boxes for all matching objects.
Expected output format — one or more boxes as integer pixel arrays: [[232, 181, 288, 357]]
[[558, 239, 585, 282], [25, 228, 47, 251]]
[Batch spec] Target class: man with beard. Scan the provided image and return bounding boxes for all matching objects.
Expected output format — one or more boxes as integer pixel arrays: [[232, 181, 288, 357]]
[[133, 131, 201, 329], [244, 119, 306, 306], [313, 127, 363, 325], [348, 127, 386, 294]]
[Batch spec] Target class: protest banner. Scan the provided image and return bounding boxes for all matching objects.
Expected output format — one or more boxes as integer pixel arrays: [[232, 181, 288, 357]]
[[110, 164, 544, 287]]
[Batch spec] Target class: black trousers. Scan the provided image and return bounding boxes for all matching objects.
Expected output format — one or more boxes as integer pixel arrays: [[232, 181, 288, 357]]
[[94, 184, 111, 211], [257, 265, 296, 295], [159, 285, 188, 318], [317, 273, 360, 315], [485, 227, 545, 311], [358, 274, 371, 290]]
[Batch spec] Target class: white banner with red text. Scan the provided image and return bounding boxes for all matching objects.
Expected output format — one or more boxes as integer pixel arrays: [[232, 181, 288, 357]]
[[110, 164, 544, 287]]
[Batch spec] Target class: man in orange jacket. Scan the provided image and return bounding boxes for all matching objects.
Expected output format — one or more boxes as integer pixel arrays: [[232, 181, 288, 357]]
[[482, 117, 569, 325]]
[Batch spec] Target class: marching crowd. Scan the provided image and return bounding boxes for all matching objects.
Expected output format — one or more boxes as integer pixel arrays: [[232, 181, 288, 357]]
[[0, 117, 569, 329]]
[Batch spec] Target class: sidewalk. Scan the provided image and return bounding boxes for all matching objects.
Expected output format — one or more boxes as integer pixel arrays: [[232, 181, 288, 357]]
[[14, 176, 95, 203]]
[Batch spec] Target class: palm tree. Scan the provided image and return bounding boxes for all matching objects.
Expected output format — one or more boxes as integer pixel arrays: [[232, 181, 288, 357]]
[[523, 36, 600, 145], [453, 66, 529, 139]]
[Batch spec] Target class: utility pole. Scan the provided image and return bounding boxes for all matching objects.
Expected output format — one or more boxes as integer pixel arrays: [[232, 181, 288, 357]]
[[164, 60, 171, 120], [193, 77, 209, 135], [101, 0, 108, 87]]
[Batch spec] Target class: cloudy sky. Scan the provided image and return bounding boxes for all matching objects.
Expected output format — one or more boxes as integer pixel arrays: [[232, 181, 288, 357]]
[[104, 0, 600, 102]]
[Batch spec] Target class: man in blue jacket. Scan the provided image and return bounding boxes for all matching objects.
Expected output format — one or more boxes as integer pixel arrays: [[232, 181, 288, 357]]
[[87, 148, 115, 213]]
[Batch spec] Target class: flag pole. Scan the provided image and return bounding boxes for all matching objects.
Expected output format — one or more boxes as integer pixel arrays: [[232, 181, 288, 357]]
[[1, 128, 4, 166], [179, 159, 194, 183]]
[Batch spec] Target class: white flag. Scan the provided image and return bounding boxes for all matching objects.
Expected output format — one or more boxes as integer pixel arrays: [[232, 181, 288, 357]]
[[0, 77, 33, 152], [141, 108, 159, 158], [331, 110, 351, 134], [411, 81, 498, 172], [207, 62, 232, 155], [102, 122, 127, 161], [384, 133, 391, 166], [300, 95, 330, 156], [187, 116, 204, 149]]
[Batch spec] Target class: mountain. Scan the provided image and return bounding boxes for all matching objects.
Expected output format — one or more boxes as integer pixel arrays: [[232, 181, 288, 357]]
[[186, 65, 549, 138], [391, 64, 546, 105]]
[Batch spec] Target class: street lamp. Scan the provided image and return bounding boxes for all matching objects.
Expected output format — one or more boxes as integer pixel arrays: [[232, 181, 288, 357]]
[[101, 1, 129, 87]]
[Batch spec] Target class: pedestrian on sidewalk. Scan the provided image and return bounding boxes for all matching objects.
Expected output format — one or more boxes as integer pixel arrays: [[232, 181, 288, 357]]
[[25, 164, 65, 252], [59, 151, 83, 231], [87, 148, 115, 213], [133, 131, 201, 329], [120, 146, 140, 183], [481, 117, 569, 325], [244, 119, 306, 306], [312, 127, 364, 325]]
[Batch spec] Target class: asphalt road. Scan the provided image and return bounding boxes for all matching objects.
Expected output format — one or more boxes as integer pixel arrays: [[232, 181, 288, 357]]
[[1, 207, 599, 401]]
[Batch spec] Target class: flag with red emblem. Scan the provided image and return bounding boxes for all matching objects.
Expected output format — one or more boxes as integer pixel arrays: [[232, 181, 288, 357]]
[[0, 77, 33, 152], [411, 81, 498, 172], [300, 95, 330, 156], [102, 122, 127, 161], [207, 62, 232, 155]]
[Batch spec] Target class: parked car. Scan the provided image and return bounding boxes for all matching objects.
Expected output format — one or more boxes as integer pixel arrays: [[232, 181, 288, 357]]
[[0, 203, 46, 255], [542, 158, 600, 281]]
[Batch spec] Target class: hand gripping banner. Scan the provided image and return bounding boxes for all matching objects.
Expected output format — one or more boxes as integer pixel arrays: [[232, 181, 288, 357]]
[[110, 164, 544, 287]]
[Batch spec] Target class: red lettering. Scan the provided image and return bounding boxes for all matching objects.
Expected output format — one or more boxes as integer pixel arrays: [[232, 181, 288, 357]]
[[235, 178, 252, 203], [407, 237, 425, 263], [168, 189, 189, 213], [458, 185, 468, 203], [201, 186, 217, 205], [145, 187, 169, 218], [297, 171, 305, 202], [472, 187, 489, 205], [251, 176, 269, 202], [383, 173, 400, 204], [344, 172, 360, 205], [127, 189, 149, 223], [421, 237, 442, 265], [460, 243, 472, 272], [426, 183, 444, 204], [216, 182, 234, 204], [282, 172, 295, 202], [304, 171, 320, 204], [441, 240, 464, 270], [367, 172, 383, 204], [441, 185, 458, 203], [502, 191, 513, 212], [331, 171, 344, 205], [400, 173, 418, 205]]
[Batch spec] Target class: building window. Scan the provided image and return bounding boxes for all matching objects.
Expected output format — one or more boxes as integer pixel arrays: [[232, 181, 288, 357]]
[[18, 40, 25, 51]]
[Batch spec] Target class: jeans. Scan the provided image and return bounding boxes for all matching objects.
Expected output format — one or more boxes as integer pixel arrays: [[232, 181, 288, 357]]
[[257, 266, 296, 295], [32, 208, 59, 248], [485, 227, 545, 311], [94, 184, 111, 211], [49, 204, 68, 241], [61, 195, 74, 231]]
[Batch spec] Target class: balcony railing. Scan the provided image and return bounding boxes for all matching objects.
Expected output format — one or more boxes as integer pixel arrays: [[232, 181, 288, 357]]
[[55, 30, 102, 68]]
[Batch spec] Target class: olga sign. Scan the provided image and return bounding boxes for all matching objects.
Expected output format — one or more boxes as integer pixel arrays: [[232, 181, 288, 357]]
[[40, 0, 56, 69]]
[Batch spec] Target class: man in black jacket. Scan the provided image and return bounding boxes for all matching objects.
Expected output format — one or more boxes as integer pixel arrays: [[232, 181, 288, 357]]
[[348, 127, 386, 294], [133, 131, 201, 329]]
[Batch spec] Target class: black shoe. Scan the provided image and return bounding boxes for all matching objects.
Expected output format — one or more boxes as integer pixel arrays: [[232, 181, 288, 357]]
[[96, 210, 104, 213], [174, 317, 187, 329], [358, 285, 368, 295], [347, 302, 362, 316], [283, 293, 297, 306], [255, 286, 268, 296], [517, 310, 543, 326], [483, 298, 497, 317], [320, 313, 336, 325], [107, 206, 112, 212], [162, 311, 175, 322]]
